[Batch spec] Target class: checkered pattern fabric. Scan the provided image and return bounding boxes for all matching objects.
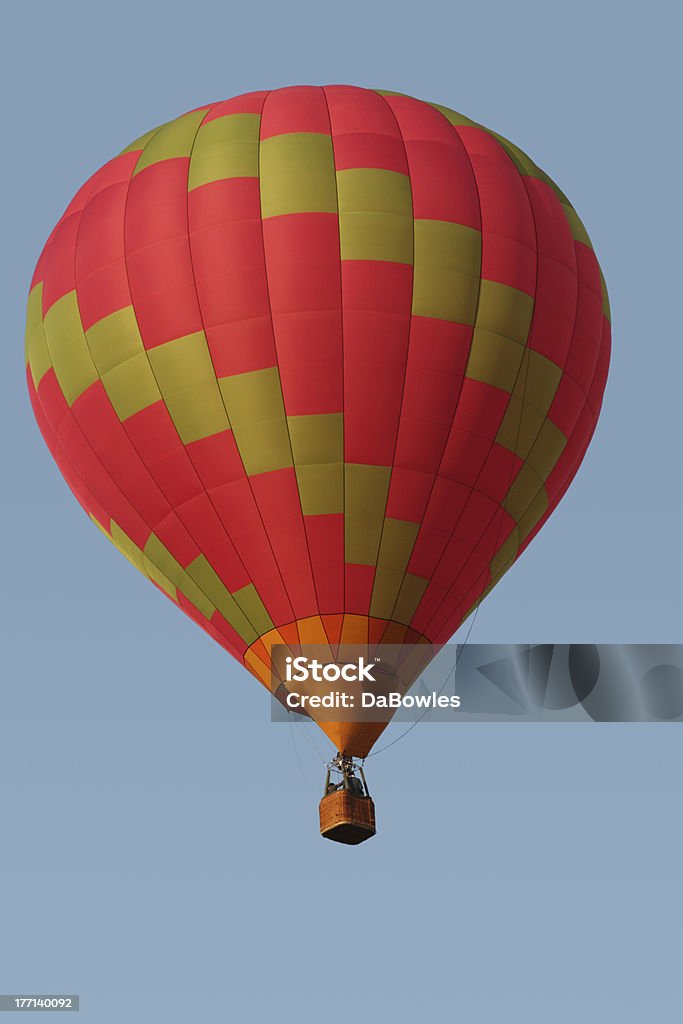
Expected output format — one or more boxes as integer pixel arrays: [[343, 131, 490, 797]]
[[25, 86, 610, 754]]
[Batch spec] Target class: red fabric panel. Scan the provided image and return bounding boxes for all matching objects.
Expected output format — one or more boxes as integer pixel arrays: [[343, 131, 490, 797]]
[[249, 469, 318, 619], [524, 176, 578, 367], [457, 125, 537, 295], [262, 212, 343, 415], [189, 177, 276, 377], [344, 563, 376, 614], [260, 85, 331, 138], [125, 158, 203, 348], [203, 91, 269, 122]]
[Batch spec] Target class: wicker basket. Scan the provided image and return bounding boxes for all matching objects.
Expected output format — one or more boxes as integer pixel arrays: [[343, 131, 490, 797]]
[[319, 790, 376, 845]]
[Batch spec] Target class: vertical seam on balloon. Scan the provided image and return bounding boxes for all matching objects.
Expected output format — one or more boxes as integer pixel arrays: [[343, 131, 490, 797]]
[[516, 313, 609, 565], [517, 378, 603, 563], [320, 84, 346, 649], [477, 181, 586, 594], [183, 96, 301, 635], [420, 130, 549, 641], [457, 115, 597, 569], [101, 109, 267, 642], [374, 102, 485, 637], [255, 89, 323, 632], [132, 107, 274, 640], [421, 132, 542, 639], [368, 90, 416, 637], [67, 117, 236, 632], [465, 177, 593, 606], [402, 121, 525, 639], [410, 103, 554, 636]]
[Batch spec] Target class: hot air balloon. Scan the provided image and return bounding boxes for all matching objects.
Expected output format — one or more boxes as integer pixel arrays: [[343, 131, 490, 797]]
[[24, 86, 610, 844]]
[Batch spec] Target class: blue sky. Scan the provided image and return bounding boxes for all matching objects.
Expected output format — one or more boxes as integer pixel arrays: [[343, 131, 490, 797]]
[[1, 1, 681, 1020]]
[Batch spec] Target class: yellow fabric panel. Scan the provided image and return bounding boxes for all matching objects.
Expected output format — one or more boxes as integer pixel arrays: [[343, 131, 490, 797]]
[[85, 306, 145, 376], [43, 291, 98, 405], [339, 212, 413, 263], [219, 367, 293, 475], [143, 533, 215, 619], [295, 464, 343, 515], [370, 520, 420, 620], [488, 491, 547, 600], [148, 382, 228, 444], [132, 109, 209, 174], [336, 168, 411, 216], [186, 555, 259, 643], [496, 350, 563, 457], [466, 329, 525, 392], [88, 307, 162, 421], [108, 521, 178, 604], [142, 556, 177, 601], [147, 330, 222, 398], [477, 280, 535, 346], [490, 528, 519, 581], [518, 348, 563, 413], [502, 463, 547, 522], [525, 418, 567, 480], [465, 280, 534, 393], [109, 520, 148, 577], [412, 219, 481, 324], [561, 203, 593, 248], [119, 125, 165, 155], [25, 283, 52, 388], [288, 412, 344, 515], [147, 331, 229, 444], [496, 398, 546, 458], [393, 573, 430, 625], [489, 474, 550, 584], [287, 412, 343, 463], [370, 568, 405, 619], [232, 583, 275, 638], [188, 113, 261, 190], [517, 487, 549, 540], [337, 167, 413, 264], [219, 365, 282, 423], [259, 133, 337, 218], [376, 518, 420, 571], [230, 417, 293, 476], [101, 352, 162, 421], [344, 464, 391, 565]]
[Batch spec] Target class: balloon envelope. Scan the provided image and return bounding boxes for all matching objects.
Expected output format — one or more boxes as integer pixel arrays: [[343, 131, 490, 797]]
[[25, 86, 610, 756]]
